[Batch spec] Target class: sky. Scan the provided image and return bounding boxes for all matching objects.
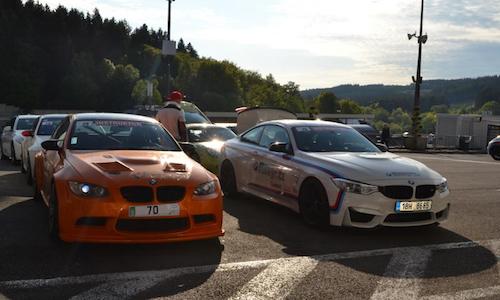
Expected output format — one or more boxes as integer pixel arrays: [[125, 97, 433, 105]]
[[35, 0, 500, 89]]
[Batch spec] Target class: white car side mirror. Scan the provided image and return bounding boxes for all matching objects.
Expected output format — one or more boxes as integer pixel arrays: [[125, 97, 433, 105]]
[[3, 126, 12, 133]]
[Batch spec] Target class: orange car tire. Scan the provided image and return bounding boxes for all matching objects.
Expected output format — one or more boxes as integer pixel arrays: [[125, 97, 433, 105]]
[[48, 184, 61, 242]]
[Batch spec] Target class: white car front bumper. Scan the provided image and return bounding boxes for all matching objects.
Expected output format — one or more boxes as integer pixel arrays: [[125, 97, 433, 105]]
[[330, 190, 450, 228]]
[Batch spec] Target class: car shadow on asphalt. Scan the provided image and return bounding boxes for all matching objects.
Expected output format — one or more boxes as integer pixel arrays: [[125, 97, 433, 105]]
[[0, 171, 33, 198], [0, 199, 223, 295], [223, 193, 498, 279]]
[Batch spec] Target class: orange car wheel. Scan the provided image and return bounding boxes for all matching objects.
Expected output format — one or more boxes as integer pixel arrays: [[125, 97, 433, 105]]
[[26, 158, 33, 186], [33, 170, 42, 202]]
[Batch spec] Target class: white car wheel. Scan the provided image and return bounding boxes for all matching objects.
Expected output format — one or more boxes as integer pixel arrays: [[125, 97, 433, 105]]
[[299, 179, 330, 227], [220, 160, 238, 197]]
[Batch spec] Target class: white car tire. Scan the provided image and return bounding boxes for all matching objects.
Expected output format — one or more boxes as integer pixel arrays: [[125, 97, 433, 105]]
[[20, 153, 26, 173], [299, 179, 330, 227], [220, 160, 239, 197], [490, 145, 500, 161], [10, 144, 18, 165]]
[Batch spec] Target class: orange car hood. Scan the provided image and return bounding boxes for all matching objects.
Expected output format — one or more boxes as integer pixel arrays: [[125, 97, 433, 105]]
[[66, 150, 212, 186]]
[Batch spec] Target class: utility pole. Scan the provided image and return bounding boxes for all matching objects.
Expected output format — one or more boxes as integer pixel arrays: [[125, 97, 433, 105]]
[[408, 0, 427, 148], [164, 0, 175, 96]]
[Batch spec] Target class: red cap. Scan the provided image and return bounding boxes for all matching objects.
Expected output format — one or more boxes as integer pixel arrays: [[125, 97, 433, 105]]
[[166, 91, 183, 102]]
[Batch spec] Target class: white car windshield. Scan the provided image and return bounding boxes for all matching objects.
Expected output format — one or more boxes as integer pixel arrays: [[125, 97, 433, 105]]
[[37, 117, 64, 136], [292, 126, 380, 153], [15, 118, 37, 130]]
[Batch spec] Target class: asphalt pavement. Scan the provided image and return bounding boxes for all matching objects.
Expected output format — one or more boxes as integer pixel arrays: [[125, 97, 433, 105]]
[[0, 153, 499, 299]]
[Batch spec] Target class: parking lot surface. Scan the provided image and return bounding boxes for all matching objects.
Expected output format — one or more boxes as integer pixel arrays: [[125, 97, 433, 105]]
[[0, 153, 499, 299]]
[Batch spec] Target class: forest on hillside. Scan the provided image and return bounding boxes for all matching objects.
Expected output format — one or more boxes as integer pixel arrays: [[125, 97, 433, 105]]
[[302, 76, 500, 112], [0, 0, 304, 112]]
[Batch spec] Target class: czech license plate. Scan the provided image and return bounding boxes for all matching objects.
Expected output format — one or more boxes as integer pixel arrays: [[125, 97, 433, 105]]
[[129, 204, 180, 217], [395, 201, 432, 212]]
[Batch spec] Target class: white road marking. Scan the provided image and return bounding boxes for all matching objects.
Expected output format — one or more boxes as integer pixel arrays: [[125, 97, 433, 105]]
[[229, 257, 318, 300], [0, 171, 19, 178], [0, 197, 30, 211], [0, 239, 496, 291], [370, 248, 431, 300], [70, 277, 166, 300], [419, 285, 500, 300], [0, 293, 10, 300], [406, 155, 495, 165]]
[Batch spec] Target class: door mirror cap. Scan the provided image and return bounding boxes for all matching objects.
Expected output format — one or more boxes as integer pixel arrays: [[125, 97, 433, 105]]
[[269, 142, 293, 155], [41, 140, 61, 151], [376, 143, 388, 152], [3, 126, 12, 133]]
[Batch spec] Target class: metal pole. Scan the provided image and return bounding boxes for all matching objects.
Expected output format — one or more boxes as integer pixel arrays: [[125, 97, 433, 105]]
[[166, 0, 173, 95], [412, 0, 424, 137]]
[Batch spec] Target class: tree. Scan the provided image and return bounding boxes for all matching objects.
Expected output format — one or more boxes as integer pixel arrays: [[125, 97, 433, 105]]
[[389, 107, 412, 131], [480, 101, 500, 115], [177, 38, 186, 53], [338, 99, 362, 114], [279, 81, 304, 112], [430, 105, 449, 113], [131, 79, 162, 105], [194, 60, 242, 111], [60, 52, 101, 109], [315, 92, 338, 113], [103, 63, 140, 109], [421, 112, 437, 133], [186, 42, 198, 58]]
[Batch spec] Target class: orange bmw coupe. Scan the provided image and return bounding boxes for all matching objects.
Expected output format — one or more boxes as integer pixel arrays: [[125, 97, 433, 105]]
[[34, 113, 223, 243]]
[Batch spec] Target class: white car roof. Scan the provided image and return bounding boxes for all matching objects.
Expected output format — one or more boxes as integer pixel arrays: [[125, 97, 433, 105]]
[[17, 115, 39, 119], [39, 114, 67, 119], [259, 119, 352, 129]]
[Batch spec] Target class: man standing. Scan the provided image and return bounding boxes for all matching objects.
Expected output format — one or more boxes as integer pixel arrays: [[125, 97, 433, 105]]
[[156, 91, 187, 142], [381, 123, 391, 147]]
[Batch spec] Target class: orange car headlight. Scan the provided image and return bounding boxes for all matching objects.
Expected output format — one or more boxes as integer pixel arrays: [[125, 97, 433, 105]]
[[193, 180, 217, 196], [69, 181, 108, 198]]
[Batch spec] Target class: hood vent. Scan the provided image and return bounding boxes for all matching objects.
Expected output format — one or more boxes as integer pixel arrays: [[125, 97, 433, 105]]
[[94, 161, 133, 173], [164, 163, 187, 172]]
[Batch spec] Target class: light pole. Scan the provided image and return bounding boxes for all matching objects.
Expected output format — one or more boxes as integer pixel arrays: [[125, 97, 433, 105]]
[[165, 0, 175, 95], [408, 0, 427, 148]]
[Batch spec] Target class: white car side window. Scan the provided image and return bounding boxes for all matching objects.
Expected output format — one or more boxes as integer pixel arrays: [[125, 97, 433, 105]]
[[241, 126, 264, 145], [259, 126, 290, 148]]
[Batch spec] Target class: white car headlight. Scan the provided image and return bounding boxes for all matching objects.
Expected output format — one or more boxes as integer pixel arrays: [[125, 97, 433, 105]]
[[437, 179, 448, 193], [193, 180, 217, 196], [69, 181, 108, 198], [332, 178, 378, 195]]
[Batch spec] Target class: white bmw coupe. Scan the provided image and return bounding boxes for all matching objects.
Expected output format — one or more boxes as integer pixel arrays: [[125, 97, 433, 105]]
[[219, 120, 450, 228]]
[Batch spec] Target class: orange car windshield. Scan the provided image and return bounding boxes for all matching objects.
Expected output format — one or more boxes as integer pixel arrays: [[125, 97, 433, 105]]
[[68, 120, 181, 151]]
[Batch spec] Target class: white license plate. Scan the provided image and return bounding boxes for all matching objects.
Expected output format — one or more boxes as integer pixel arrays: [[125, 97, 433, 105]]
[[129, 204, 180, 217], [396, 201, 432, 212]]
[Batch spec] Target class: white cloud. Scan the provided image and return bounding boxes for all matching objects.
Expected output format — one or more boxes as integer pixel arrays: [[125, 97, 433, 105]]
[[31, 0, 500, 88]]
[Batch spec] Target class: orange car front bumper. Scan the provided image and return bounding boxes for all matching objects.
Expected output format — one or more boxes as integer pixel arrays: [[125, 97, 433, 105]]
[[56, 183, 224, 244]]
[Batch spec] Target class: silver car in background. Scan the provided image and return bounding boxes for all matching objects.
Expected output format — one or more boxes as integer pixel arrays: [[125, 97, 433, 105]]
[[1, 115, 38, 164], [20, 114, 66, 184], [487, 135, 500, 160]]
